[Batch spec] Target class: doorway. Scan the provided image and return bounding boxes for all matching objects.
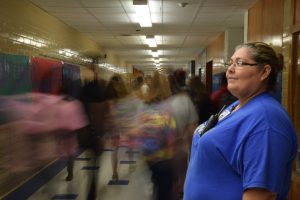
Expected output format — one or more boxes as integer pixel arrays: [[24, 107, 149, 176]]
[[289, 31, 300, 200]]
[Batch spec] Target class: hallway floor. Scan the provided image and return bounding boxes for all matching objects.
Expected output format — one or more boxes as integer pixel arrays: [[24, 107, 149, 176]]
[[6, 141, 154, 200]]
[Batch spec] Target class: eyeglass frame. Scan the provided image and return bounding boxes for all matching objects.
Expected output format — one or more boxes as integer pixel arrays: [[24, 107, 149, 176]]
[[225, 59, 258, 68]]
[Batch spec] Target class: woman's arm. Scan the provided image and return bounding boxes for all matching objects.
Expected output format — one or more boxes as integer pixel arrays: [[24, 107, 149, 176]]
[[243, 188, 276, 200]]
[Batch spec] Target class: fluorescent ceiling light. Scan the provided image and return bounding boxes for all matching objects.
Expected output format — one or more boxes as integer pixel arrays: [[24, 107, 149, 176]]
[[133, 0, 152, 27], [151, 50, 159, 57], [146, 35, 157, 47]]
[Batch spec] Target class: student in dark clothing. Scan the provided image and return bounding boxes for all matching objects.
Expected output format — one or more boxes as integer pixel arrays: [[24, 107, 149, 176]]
[[64, 77, 107, 200], [186, 76, 214, 124]]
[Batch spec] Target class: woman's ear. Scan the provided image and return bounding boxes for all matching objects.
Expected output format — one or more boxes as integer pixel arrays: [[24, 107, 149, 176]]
[[260, 65, 271, 81]]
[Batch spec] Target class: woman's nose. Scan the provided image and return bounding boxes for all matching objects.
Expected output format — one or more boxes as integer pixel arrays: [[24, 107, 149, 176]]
[[227, 64, 235, 72]]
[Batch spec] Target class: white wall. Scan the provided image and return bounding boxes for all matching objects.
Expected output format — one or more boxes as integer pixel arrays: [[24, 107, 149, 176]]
[[225, 28, 244, 62]]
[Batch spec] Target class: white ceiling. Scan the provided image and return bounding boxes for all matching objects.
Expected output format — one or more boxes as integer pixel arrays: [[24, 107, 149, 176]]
[[29, 0, 257, 73]]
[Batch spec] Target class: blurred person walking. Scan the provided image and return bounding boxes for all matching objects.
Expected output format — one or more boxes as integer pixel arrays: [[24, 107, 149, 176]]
[[101, 74, 131, 181], [140, 76, 151, 98], [127, 72, 178, 200], [186, 76, 214, 125], [77, 76, 107, 200], [167, 72, 199, 198]]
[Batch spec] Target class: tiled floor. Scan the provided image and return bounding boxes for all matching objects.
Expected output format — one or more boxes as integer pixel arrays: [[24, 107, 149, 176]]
[[19, 144, 153, 200]]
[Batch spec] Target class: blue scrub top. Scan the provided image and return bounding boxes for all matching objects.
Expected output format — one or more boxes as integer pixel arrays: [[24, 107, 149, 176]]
[[184, 92, 297, 200]]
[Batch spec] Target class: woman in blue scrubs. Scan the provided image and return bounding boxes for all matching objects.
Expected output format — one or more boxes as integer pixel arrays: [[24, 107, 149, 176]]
[[184, 42, 297, 200]]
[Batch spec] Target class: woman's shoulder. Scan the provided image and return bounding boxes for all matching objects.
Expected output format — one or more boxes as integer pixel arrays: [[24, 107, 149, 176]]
[[242, 94, 294, 130]]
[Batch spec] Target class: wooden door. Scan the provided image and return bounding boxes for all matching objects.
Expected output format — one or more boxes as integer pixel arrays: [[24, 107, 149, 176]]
[[288, 31, 300, 200]]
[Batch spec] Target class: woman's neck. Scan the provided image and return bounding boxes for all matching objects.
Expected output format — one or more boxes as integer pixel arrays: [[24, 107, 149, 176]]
[[235, 90, 267, 111]]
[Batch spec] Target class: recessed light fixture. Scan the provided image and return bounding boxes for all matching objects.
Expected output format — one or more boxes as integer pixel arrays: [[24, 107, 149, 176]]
[[145, 35, 157, 47], [178, 2, 188, 7], [151, 50, 159, 57], [133, 0, 152, 27]]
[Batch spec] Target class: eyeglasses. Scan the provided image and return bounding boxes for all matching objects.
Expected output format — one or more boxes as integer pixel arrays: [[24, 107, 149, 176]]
[[225, 59, 258, 68]]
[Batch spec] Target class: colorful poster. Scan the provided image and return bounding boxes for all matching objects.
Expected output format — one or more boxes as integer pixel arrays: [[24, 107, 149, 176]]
[[31, 57, 62, 94], [0, 53, 31, 95]]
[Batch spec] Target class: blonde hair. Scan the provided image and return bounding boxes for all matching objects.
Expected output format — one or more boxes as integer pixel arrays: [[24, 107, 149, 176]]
[[143, 71, 171, 103]]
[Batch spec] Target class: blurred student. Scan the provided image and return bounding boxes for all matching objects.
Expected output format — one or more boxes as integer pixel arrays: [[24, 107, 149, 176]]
[[101, 74, 131, 181], [187, 76, 214, 124], [129, 72, 178, 200], [140, 76, 151, 98], [78, 77, 107, 200], [166, 72, 199, 198]]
